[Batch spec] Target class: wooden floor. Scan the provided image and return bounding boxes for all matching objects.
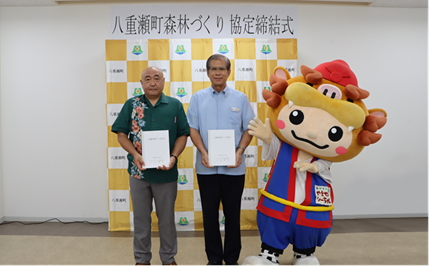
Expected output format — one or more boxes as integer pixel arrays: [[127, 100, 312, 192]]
[[0, 217, 427, 265]]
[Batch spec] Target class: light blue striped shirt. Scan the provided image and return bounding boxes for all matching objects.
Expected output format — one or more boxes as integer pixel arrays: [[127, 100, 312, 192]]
[[187, 86, 255, 175]]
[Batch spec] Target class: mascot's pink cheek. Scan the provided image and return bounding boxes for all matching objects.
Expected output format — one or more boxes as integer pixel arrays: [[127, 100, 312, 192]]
[[336, 146, 347, 155], [276, 120, 285, 129]]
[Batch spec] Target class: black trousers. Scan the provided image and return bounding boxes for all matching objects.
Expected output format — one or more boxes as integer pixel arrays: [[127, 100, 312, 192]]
[[197, 174, 245, 264]]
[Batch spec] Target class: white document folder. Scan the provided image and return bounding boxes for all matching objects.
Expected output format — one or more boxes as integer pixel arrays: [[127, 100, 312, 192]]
[[141, 130, 170, 169], [208, 129, 236, 166]]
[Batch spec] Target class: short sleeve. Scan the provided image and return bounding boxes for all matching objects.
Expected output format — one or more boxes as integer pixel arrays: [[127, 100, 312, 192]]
[[111, 100, 131, 135], [176, 102, 190, 137], [241, 94, 255, 132], [262, 134, 281, 161], [314, 159, 333, 184], [186, 93, 199, 131]]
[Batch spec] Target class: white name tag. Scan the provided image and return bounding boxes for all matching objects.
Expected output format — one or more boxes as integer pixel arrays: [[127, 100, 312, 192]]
[[231, 107, 240, 112], [315, 185, 332, 206]]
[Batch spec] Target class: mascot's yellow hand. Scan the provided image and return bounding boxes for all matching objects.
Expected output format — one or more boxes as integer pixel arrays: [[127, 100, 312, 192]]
[[248, 117, 273, 145], [293, 161, 319, 173]]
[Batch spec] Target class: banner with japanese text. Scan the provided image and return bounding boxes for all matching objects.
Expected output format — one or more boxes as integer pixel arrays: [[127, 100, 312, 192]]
[[106, 38, 297, 231], [110, 5, 297, 39]]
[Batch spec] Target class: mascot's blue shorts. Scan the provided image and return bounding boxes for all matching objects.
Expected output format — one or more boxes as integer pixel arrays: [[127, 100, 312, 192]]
[[257, 209, 331, 251]]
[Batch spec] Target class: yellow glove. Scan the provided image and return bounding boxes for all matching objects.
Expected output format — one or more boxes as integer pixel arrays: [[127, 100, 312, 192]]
[[248, 117, 273, 145]]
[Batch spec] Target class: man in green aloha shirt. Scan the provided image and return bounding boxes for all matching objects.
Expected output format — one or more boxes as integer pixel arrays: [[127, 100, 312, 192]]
[[112, 66, 190, 265]]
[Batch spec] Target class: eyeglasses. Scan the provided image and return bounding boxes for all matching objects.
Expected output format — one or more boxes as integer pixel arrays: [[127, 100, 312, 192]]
[[209, 67, 227, 72]]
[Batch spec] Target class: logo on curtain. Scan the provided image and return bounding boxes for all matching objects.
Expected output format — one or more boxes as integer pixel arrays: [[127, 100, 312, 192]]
[[264, 86, 272, 92], [178, 217, 189, 226], [221, 216, 225, 225], [263, 173, 269, 182], [175, 45, 186, 55], [132, 45, 143, 55], [175, 87, 188, 97], [218, 44, 230, 54], [261, 45, 272, 54], [178, 175, 189, 185], [133, 88, 143, 96]]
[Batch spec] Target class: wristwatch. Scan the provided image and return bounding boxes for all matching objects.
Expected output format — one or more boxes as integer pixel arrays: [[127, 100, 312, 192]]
[[237, 146, 246, 151], [170, 154, 178, 161]]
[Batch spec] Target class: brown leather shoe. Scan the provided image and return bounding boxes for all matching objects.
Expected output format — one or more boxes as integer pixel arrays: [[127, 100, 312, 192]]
[[163, 262, 177, 265]]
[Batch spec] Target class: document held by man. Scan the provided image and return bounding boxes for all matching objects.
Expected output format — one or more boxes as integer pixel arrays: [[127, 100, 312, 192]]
[[208, 129, 236, 166], [142, 130, 170, 169]]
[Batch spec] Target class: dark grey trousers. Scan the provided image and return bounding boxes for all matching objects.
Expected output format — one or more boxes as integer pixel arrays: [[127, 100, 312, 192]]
[[129, 176, 178, 265]]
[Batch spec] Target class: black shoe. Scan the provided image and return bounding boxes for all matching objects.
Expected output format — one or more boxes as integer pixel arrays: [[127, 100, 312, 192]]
[[207, 262, 222, 265], [225, 262, 238, 265]]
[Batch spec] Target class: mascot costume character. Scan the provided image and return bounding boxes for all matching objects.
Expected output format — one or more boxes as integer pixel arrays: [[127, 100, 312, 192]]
[[243, 60, 387, 265]]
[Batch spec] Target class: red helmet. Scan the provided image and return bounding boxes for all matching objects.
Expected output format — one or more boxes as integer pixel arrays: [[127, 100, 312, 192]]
[[314, 60, 358, 87]]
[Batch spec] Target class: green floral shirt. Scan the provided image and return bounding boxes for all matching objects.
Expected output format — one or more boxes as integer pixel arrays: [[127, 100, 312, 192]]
[[112, 93, 190, 183]]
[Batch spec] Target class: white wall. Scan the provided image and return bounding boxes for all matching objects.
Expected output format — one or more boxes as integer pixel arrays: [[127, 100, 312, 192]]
[[0, 19, 3, 222], [0, 114, 3, 222], [296, 5, 428, 218], [0, 5, 111, 221], [0, 4, 427, 221]]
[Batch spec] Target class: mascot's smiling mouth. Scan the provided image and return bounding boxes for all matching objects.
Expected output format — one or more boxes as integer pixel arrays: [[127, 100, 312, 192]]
[[291, 130, 329, 149]]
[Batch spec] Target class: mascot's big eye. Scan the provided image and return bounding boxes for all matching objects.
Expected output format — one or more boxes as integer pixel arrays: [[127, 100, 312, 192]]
[[328, 126, 343, 142], [289, 110, 304, 125]]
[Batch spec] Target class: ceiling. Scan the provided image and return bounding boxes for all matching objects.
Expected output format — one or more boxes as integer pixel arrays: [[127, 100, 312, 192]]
[[0, 0, 427, 8]]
